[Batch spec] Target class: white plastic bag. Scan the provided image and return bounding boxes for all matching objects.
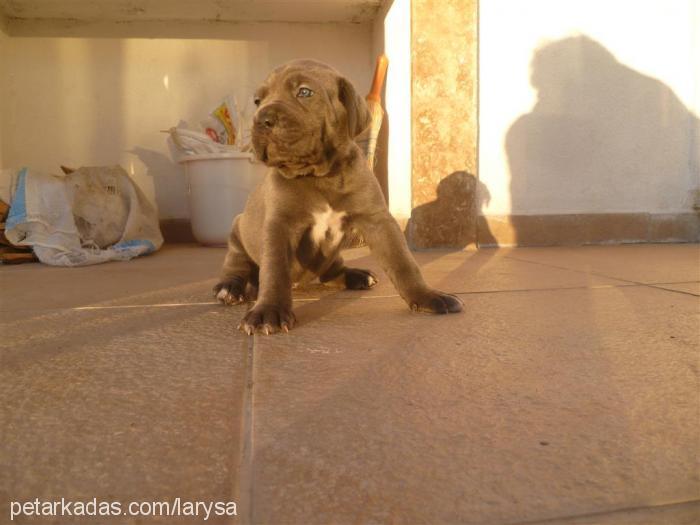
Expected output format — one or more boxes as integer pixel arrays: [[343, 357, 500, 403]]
[[5, 166, 163, 266], [165, 96, 252, 163], [165, 122, 233, 161]]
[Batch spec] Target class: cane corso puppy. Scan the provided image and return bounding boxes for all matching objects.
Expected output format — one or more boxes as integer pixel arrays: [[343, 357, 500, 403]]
[[214, 60, 463, 334]]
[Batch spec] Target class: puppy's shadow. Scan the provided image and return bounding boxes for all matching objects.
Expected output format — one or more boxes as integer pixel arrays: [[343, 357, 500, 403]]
[[406, 171, 496, 249]]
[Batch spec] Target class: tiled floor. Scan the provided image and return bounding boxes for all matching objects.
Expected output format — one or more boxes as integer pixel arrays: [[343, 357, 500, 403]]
[[1, 244, 699, 524]]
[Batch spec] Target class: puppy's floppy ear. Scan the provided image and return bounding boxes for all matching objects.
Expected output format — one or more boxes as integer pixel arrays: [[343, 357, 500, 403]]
[[337, 76, 371, 139]]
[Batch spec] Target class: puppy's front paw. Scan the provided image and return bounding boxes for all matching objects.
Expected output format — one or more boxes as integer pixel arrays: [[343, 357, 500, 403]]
[[214, 277, 247, 305], [238, 304, 297, 335], [409, 289, 463, 314], [345, 268, 378, 290]]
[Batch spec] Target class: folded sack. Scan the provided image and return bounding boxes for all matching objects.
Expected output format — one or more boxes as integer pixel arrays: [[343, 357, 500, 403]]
[[5, 166, 163, 266]]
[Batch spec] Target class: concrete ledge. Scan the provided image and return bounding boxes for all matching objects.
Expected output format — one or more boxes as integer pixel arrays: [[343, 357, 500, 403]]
[[161, 213, 700, 248], [479, 213, 700, 247]]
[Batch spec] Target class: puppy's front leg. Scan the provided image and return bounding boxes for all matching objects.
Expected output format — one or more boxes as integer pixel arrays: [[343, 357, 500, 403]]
[[238, 220, 296, 334], [356, 211, 463, 314]]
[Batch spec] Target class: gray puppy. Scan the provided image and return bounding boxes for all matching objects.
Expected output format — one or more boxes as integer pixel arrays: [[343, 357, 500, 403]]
[[214, 60, 463, 334]]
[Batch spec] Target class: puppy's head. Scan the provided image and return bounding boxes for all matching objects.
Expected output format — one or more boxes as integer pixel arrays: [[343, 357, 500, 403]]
[[251, 60, 370, 178]]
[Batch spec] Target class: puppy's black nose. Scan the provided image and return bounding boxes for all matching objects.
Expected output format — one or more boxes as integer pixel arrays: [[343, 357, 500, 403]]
[[256, 106, 278, 129]]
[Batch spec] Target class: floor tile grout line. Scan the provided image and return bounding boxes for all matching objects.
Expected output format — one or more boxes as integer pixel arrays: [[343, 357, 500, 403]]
[[501, 253, 643, 285], [501, 254, 700, 297], [3, 281, 698, 319], [237, 335, 256, 525], [645, 280, 700, 285], [457, 283, 639, 295], [644, 283, 700, 297], [3, 279, 699, 320], [454, 281, 699, 296], [505, 498, 700, 525]]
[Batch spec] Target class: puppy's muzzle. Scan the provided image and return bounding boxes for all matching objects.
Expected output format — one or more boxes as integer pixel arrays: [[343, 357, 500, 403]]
[[253, 104, 308, 159], [253, 102, 301, 133], [255, 105, 278, 129]]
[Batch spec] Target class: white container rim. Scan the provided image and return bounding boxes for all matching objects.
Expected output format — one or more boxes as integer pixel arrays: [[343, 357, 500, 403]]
[[178, 152, 257, 163]]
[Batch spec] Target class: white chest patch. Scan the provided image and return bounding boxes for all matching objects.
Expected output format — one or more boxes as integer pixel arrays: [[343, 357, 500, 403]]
[[311, 206, 347, 248]]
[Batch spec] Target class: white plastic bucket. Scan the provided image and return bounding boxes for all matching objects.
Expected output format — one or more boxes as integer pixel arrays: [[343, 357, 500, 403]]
[[179, 152, 267, 246]]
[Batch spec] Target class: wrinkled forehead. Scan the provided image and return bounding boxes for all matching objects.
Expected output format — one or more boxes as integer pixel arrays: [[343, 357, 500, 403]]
[[259, 62, 340, 94]]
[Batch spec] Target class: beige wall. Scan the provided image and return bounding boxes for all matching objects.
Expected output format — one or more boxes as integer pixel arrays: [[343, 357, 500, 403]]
[[1, 21, 373, 219], [479, 0, 700, 217], [5, 1, 699, 232]]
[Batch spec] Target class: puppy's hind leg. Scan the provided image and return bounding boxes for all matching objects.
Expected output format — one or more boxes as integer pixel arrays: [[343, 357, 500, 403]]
[[214, 217, 258, 305], [319, 256, 378, 290]]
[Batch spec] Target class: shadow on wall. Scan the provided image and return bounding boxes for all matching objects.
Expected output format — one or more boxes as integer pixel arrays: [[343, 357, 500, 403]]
[[506, 35, 699, 244], [406, 171, 494, 249], [128, 147, 186, 219]]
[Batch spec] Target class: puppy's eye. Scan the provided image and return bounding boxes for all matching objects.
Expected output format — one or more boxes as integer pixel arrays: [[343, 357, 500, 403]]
[[254, 97, 261, 107], [297, 87, 314, 98]]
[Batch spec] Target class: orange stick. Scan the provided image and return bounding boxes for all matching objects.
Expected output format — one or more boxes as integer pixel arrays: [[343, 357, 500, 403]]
[[365, 55, 389, 169]]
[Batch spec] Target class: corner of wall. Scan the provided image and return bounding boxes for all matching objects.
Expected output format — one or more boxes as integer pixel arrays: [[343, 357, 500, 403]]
[[691, 0, 700, 210], [0, 15, 7, 170]]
